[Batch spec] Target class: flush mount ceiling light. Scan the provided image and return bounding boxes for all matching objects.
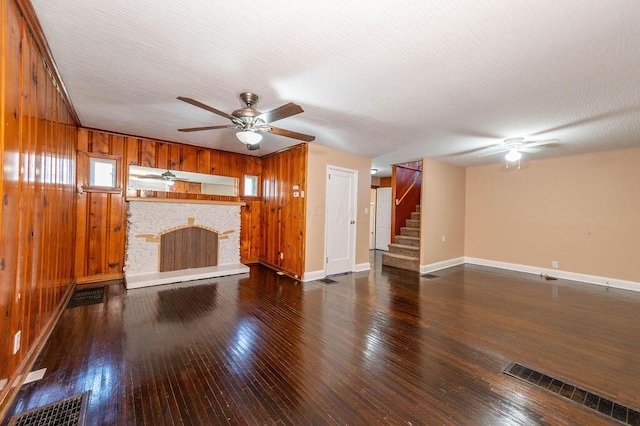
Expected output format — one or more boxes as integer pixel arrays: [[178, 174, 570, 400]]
[[236, 130, 262, 145], [505, 147, 522, 162], [371, 168, 378, 175], [478, 137, 559, 170]]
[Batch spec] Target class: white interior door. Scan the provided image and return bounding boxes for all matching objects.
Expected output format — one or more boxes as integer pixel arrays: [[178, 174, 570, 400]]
[[369, 188, 376, 249], [325, 167, 357, 275], [375, 187, 392, 250]]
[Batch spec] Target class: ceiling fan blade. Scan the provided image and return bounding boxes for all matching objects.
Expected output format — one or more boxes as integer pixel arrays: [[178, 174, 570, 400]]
[[246, 143, 260, 151], [478, 148, 507, 157], [256, 102, 304, 123], [177, 97, 237, 121], [519, 147, 541, 153], [178, 125, 230, 132], [269, 126, 315, 142], [523, 138, 560, 148]]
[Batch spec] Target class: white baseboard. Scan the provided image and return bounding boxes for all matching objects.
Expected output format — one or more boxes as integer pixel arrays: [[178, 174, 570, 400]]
[[355, 262, 370, 273], [419, 257, 465, 274], [303, 263, 370, 282], [302, 270, 325, 282], [465, 257, 640, 293]]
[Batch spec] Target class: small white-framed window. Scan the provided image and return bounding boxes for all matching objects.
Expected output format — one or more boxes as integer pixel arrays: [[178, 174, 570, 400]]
[[89, 157, 117, 188], [243, 175, 259, 197]]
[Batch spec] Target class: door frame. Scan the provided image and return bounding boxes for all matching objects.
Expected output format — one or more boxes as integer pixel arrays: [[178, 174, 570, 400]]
[[324, 165, 358, 276]]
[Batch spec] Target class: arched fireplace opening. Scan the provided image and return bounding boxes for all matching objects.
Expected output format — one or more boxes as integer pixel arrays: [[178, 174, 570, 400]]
[[159, 226, 218, 272]]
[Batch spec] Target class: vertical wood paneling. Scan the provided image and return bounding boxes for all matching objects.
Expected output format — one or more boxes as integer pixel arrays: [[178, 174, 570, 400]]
[[2, 2, 23, 381], [180, 145, 198, 200], [139, 139, 155, 167], [124, 136, 139, 198], [1, 0, 77, 406], [154, 142, 169, 199], [391, 163, 422, 242], [196, 148, 210, 201], [107, 136, 125, 274], [259, 144, 307, 278], [75, 130, 265, 282]]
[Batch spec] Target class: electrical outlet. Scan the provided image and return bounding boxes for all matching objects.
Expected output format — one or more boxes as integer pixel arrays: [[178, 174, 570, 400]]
[[13, 330, 21, 355], [441, 235, 446, 242], [552, 261, 559, 269]]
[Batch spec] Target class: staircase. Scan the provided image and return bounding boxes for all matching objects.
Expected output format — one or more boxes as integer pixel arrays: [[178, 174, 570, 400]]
[[381, 205, 420, 271]]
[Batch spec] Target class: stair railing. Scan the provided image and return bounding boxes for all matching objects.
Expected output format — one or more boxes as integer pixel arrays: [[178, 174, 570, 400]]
[[395, 172, 422, 206]]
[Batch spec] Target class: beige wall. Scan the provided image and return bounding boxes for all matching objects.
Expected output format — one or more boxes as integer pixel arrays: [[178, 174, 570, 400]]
[[465, 147, 640, 282], [420, 158, 466, 265], [306, 144, 372, 273]]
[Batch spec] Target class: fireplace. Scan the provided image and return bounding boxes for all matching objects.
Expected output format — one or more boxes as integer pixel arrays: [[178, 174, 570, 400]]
[[125, 198, 249, 289], [159, 226, 218, 272]]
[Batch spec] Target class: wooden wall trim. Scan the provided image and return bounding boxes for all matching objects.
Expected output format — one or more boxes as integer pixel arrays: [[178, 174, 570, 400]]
[[75, 273, 124, 285], [13, 0, 81, 125]]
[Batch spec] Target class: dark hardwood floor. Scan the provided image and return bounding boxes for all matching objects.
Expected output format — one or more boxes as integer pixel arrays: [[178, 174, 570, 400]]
[[4, 251, 640, 425]]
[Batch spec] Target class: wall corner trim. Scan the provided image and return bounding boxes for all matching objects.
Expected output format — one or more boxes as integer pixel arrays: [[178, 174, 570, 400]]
[[464, 257, 640, 293], [420, 257, 465, 274]]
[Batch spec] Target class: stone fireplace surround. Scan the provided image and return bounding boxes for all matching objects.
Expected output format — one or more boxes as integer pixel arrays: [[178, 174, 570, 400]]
[[125, 198, 249, 289]]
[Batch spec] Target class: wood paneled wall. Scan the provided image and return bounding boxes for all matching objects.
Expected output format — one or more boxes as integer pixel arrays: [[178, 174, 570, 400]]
[[75, 129, 263, 282], [379, 176, 392, 187], [260, 144, 307, 279], [1, 0, 77, 404]]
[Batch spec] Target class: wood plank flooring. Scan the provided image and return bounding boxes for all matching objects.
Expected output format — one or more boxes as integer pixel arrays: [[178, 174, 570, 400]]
[[4, 251, 640, 425]]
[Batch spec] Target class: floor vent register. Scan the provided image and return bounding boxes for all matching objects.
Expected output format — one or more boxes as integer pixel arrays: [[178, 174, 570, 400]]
[[504, 363, 639, 425]]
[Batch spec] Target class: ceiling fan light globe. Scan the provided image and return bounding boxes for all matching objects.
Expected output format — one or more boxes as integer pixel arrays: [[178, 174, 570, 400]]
[[505, 148, 522, 162], [236, 130, 262, 145]]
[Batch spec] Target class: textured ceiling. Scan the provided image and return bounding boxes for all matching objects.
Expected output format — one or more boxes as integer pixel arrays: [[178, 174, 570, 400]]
[[31, 0, 640, 174]]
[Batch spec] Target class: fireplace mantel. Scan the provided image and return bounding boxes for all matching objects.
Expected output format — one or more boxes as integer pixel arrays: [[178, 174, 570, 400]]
[[126, 197, 245, 206]]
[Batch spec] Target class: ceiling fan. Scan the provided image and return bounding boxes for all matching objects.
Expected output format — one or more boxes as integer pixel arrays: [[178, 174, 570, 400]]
[[479, 137, 559, 168], [136, 170, 186, 181], [177, 92, 315, 150]]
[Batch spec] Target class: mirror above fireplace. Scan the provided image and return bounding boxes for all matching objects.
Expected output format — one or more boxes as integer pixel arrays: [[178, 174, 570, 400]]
[[128, 165, 239, 196]]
